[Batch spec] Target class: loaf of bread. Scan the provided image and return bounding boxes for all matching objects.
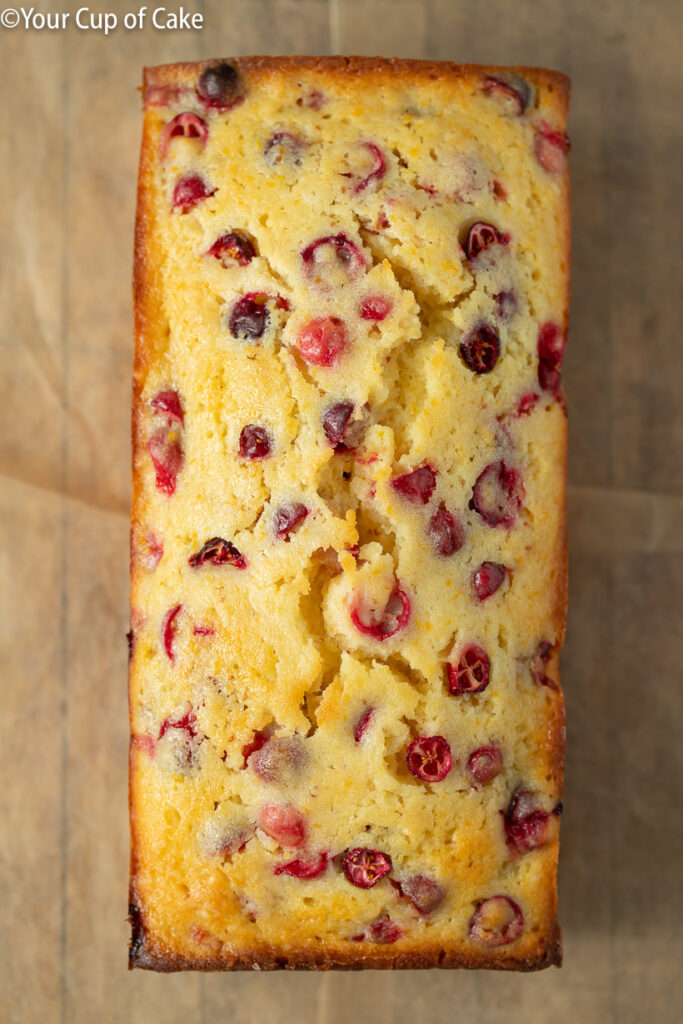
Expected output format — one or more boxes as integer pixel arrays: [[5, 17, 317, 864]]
[[129, 56, 569, 971]]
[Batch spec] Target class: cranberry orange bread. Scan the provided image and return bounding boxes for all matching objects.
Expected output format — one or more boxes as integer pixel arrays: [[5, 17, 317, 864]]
[[129, 57, 570, 972]]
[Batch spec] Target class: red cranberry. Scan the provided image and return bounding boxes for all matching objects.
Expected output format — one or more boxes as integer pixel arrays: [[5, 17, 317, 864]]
[[264, 131, 307, 166], [359, 295, 392, 321], [295, 317, 348, 366], [161, 604, 182, 662], [534, 121, 571, 174], [395, 875, 446, 915], [460, 323, 500, 374], [197, 62, 244, 110], [241, 730, 269, 766], [172, 175, 215, 213], [483, 74, 531, 115], [530, 641, 558, 689], [503, 789, 561, 855], [228, 293, 270, 341], [141, 531, 163, 570], [159, 112, 208, 160], [343, 847, 392, 888], [352, 916, 403, 943], [494, 290, 517, 321], [300, 89, 326, 110], [537, 321, 566, 396], [472, 561, 508, 600], [188, 537, 247, 569], [239, 424, 272, 459], [258, 804, 307, 848], [159, 709, 197, 741], [150, 389, 184, 425], [448, 645, 490, 695], [274, 852, 327, 878], [353, 707, 375, 742], [465, 222, 508, 261], [322, 401, 354, 448], [207, 232, 256, 267], [406, 736, 452, 782], [469, 896, 524, 947], [193, 625, 215, 637], [248, 735, 306, 784], [390, 464, 437, 504], [351, 584, 410, 641], [427, 503, 464, 556], [467, 746, 503, 784], [352, 142, 386, 193], [516, 392, 539, 417], [301, 234, 366, 285], [471, 460, 524, 529], [274, 502, 309, 540], [148, 427, 183, 495]]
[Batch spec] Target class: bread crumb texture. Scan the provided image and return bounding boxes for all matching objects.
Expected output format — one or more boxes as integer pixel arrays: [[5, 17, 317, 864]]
[[130, 57, 569, 971]]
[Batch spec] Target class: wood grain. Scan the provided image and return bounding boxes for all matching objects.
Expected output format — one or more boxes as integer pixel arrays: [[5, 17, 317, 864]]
[[1, 1, 682, 1021]]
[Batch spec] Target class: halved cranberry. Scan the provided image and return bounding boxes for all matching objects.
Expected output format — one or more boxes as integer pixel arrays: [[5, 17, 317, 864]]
[[264, 131, 307, 167], [503, 789, 561, 855], [159, 709, 197, 740], [274, 502, 309, 540], [465, 222, 508, 261], [351, 142, 387, 193], [207, 232, 256, 267], [301, 234, 366, 284], [537, 321, 566, 396], [141, 531, 163, 570], [472, 561, 508, 600], [352, 916, 403, 943], [172, 175, 215, 213], [188, 537, 247, 569], [228, 293, 270, 341], [351, 585, 411, 641], [258, 804, 307, 848], [483, 74, 531, 115], [460, 323, 500, 374], [197, 62, 244, 110], [427, 503, 464, 557], [343, 847, 392, 888], [239, 424, 272, 459], [390, 464, 437, 505], [469, 896, 524, 947], [248, 735, 306, 784], [274, 852, 327, 878], [359, 295, 392, 321], [353, 706, 375, 743], [494, 290, 517, 321], [295, 317, 348, 366], [159, 112, 208, 160], [150, 389, 184, 425], [406, 736, 452, 782], [467, 746, 503, 784], [148, 427, 183, 495], [322, 401, 354, 448], [471, 461, 524, 529], [530, 640, 558, 689], [241, 730, 268, 767], [534, 121, 571, 174], [447, 645, 490, 695], [161, 604, 182, 662], [395, 875, 446, 915]]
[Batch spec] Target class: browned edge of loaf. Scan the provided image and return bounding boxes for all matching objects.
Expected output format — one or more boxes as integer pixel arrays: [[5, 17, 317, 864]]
[[129, 55, 570, 973]]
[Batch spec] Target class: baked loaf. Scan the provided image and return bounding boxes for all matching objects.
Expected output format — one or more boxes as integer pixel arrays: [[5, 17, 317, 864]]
[[130, 56, 570, 972]]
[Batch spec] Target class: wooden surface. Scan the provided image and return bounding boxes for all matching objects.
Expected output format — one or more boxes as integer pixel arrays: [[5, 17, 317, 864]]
[[1, 1, 682, 1021]]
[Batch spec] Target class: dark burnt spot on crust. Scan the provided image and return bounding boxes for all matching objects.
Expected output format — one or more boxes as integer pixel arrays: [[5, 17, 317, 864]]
[[128, 901, 145, 965]]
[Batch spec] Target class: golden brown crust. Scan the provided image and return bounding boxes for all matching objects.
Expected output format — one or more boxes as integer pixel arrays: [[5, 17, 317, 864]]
[[130, 55, 569, 973]]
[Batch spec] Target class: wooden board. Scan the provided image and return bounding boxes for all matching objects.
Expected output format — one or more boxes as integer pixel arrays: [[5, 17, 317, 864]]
[[1, 1, 682, 1021]]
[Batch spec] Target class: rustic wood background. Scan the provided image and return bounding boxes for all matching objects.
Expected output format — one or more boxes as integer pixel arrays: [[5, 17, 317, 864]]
[[1, 1, 682, 1021]]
